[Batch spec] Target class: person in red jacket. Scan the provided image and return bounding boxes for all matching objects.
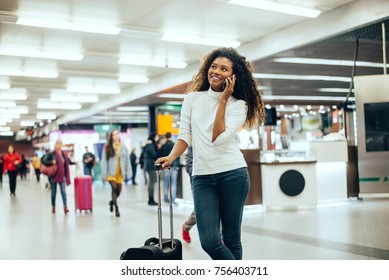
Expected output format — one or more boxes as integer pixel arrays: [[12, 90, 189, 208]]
[[3, 145, 22, 196]]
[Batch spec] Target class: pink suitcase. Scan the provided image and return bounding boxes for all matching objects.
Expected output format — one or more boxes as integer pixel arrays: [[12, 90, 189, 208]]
[[74, 176, 93, 213]]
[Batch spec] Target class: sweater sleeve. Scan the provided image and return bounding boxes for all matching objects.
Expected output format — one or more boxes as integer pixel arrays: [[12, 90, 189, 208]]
[[177, 93, 192, 146], [100, 148, 107, 180]]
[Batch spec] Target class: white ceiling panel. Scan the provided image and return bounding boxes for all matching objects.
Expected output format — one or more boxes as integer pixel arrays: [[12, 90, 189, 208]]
[[0, 0, 388, 136]]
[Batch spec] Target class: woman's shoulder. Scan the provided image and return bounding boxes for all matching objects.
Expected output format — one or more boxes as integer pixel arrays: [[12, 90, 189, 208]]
[[230, 97, 247, 107], [185, 90, 206, 100]]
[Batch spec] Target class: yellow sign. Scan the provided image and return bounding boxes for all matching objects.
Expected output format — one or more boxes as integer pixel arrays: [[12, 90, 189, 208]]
[[157, 114, 179, 135]]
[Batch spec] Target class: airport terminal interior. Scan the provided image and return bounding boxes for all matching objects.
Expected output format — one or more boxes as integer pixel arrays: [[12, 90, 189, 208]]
[[1, 0, 389, 260]]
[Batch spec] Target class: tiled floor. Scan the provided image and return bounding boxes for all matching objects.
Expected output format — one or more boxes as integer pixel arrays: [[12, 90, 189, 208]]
[[1, 172, 389, 260]]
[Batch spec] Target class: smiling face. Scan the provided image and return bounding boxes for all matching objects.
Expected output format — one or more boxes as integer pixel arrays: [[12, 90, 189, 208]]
[[208, 56, 234, 92]]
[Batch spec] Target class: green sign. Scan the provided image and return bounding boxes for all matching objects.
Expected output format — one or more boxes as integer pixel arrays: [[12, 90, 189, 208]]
[[93, 124, 121, 133]]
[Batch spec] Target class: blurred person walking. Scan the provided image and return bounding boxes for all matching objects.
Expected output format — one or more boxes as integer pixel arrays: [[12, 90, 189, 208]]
[[101, 129, 131, 217], [159, 132, 180, 204], [82, 146, 95, 177], [182, 145, 196, 243], [41, 139, 76, 214], [129, 147, 138, 185], [3, 145, 22, 196], [0, 153, 4, 186], [19, 155, 29, 180], [31, 154, 42, 182], [143, 132, 160, 206]]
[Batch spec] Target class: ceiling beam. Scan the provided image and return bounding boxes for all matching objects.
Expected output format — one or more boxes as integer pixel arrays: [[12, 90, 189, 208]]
[[57, 0, 389, 126], [239, 0, 389, 61]]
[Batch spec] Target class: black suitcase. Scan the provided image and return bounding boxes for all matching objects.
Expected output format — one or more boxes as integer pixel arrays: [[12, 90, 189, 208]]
[[120, 165, 183, 260]]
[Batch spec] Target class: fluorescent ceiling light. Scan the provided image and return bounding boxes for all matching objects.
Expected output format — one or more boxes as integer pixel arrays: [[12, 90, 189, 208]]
[[318, 88, 353, 93], [116, 106, 149, 111], [37, 101, 82, 110], [118, 57, 187, 69], [263, 95, 355, 101], [0, 93, 27, 100], [0, 106, 29, 114], [0, 69, 58, 78], [37, 112, 57, 120], [0, 77, 10, 89], [0, 122, 6, 126], [91, 115, 149, 120], [274, 57, 387, 68], [161, 33, 240, 48], [51, 93, 99, 103], [23, 70, 59, 78], [0, 101, 16, 107], [118, 76, 149, 83], [67, 77, 120, 94], [0, 126, 11, 132], [0, 88, 28, 100], [228, 0, 321, 18], [66, 85, 120, 94], [20, 121, 35, 127], [253, 73, 351, 82], [0, 48, 83, 61], [0, 131, 13, 136], [17, 18, 121, 35], [158, 93, 186, 99], [0, 113, 20, 119], [102, 111, 149, 116]]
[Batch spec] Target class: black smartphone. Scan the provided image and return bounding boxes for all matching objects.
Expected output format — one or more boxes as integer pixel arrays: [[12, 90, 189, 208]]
[[222, 80, 226, 91], [222, 75, 234, 90]]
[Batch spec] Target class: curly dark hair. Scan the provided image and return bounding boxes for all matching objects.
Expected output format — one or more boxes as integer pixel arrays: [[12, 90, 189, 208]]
[[186, 47, 265, 128]]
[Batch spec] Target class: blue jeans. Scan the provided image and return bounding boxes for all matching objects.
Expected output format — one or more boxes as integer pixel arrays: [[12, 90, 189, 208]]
[[49, 177, 68, 208], [163, 167, 178, 203], [147, 170, 157, 201], [83, 164, 93, 176], [193, 167, 249, 260]]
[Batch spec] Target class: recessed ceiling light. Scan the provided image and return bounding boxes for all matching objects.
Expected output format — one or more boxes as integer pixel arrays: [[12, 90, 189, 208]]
[[17, 18, 121, 35], [275, 57, 386, 68], [161, 33, 240, 48], [227, 0, 321, 18], [116, 106, 149, 111]]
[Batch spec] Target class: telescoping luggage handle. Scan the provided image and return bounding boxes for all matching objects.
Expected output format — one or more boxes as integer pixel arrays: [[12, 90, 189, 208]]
[[155, 164, 174, 249]]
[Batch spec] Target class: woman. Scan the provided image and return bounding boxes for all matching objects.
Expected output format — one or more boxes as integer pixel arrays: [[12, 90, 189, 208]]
[[0, 153, 4, 186], [41, 139, 75, 214], [19, 155, 29, 180], [100, 129, 131, 217], [129, 147, 138, 185], [143, 132, 160, 206], [156, 47, 264, 260], [3, 145, 22, 196]]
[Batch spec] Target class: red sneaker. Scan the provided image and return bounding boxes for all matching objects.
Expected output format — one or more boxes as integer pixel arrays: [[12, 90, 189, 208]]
[[182, 224, 191, 243]]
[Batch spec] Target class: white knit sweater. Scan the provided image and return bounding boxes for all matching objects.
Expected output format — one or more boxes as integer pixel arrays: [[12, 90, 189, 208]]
[[178, 88, 248, 176]]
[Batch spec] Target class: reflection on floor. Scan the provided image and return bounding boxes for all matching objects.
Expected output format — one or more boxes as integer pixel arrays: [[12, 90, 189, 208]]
[[1, 173, 389, 260]]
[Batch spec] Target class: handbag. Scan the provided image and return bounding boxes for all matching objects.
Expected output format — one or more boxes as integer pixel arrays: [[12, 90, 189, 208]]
[[40, 164, 58, 177]]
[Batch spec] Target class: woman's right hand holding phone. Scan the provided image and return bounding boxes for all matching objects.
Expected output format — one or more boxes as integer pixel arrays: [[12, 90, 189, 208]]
[[222, 74, 236, 101]]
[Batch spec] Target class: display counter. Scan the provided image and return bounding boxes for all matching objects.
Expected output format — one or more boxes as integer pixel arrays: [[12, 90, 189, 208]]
[[260, 150, 317, 209], [178, 140, 348, 209], [289, 140, 348, 203]]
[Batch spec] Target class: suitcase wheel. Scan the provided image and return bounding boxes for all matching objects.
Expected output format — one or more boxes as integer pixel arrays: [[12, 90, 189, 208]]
[[144, 237, 159, 246]]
